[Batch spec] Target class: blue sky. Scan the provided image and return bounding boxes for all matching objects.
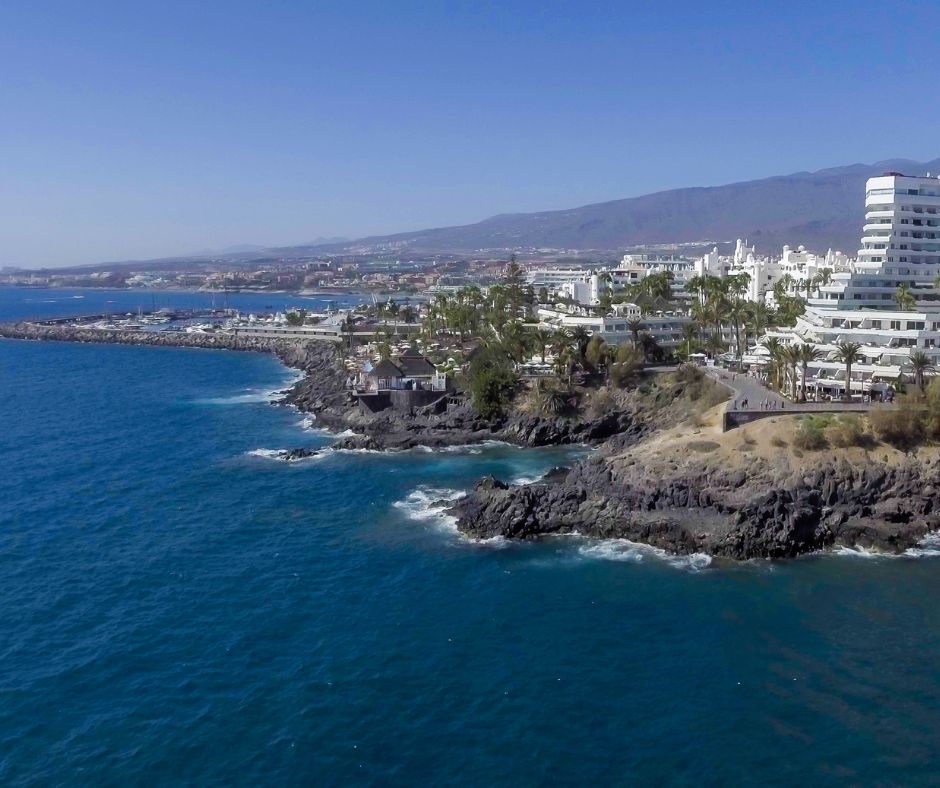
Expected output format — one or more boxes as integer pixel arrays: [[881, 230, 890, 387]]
[[2, 0, 939, 267]]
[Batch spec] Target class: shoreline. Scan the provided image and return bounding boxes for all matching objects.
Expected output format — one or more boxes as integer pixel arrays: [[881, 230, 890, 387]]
[[5, 321, 939, 561]]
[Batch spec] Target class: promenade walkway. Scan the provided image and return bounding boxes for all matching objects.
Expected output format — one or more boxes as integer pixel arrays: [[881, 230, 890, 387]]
[[704, 367, 872, 429]]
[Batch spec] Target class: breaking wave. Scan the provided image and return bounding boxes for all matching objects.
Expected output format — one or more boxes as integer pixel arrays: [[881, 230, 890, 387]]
[[393, 487, 466, 532], [577, 539, 713, 572]]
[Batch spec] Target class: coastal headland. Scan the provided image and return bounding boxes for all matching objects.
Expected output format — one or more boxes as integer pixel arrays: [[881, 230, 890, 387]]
[[5, 321, 939, 560]]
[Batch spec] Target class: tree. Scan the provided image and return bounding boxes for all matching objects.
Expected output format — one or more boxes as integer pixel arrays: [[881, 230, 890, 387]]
[[745, 302, 771, 349], [504, 255, 525, 318], [626, 318, 645, 349], [797, 343, 823, 402], [550, 328, 572, 359], [500, 320, 531, 363], [727, 299, 748, 358], [585, 335, 608, 372], [640, 333, 664, 363], [534, 327, 553, 363], [341, 314, 357, 350], [536, 382, 572, 416], [553, 345, 574, 386], [907, 350, 936, 394], [774, 273, 795, 302], [680, 322, 699, 359], [609, 344, 644, 388], [538, 286, 549, 304], [895, 283, 916, 311], [467, 346, 518, 419], [569, 326, 592, 365], [285, 308, 307, 326], [782, 345, 801, 400], [833, 341, 864, 401], [705, 333, 726, 358], [762, 337, 785, 390]]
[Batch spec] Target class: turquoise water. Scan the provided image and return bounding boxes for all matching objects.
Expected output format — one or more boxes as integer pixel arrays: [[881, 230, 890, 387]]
[[3, 292, 940, 783]]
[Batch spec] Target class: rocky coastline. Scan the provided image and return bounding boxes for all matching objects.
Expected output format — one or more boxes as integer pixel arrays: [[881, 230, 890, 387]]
[[450, 454, 940, 559], [6, 321, 938, 560]]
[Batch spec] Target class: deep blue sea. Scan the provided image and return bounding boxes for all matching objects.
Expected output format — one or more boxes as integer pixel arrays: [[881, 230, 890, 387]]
[[3, 287, 940, 785]]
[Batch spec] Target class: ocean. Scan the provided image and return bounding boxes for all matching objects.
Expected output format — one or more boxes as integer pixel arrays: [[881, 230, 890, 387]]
[[2, 287, 940, 784]]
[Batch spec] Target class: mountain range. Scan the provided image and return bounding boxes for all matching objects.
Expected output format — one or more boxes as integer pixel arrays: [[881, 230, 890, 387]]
[[29, 158, 940, 272], [297, 157, 940, 258]]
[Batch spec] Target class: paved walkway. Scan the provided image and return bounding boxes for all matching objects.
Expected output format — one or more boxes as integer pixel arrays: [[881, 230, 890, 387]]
[[705, 368, 872, 414]]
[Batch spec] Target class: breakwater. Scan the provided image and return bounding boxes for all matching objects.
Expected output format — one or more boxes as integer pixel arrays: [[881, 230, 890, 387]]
[[0, 321, 305, 355]]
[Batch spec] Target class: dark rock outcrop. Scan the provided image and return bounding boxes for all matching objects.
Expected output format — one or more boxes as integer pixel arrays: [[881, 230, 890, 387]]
[[450, 454, 940, 559]]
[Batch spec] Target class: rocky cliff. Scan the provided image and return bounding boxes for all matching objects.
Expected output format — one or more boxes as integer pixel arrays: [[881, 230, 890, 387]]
[[450, 417, 940, 559]]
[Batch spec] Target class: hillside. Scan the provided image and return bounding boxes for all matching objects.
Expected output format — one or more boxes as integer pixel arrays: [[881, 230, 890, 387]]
[[303, 157, 940, 256]]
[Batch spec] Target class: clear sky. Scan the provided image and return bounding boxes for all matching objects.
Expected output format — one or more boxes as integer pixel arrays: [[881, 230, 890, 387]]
[[3, 0, 940, 268]]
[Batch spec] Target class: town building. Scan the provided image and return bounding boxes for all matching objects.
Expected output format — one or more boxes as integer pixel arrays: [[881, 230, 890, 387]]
[[765, 171, 940, 398]]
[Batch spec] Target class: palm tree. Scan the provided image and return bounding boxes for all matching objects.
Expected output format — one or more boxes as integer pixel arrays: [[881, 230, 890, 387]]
[[797, 343, 823, 402], [895, 283, 916, 311], [727, 299, 748, 358], [815, 267, 833, 293], [500, 320, 531, 363], [907, 350, 935, 394], [569, 325, 591, 365], [705, 333, 726, 358], [626, 318, 645, 349], [534, 327, 553, 363], [762, 337, 785, 390], [782, 345, 801, 400], [833, 341, 864, 401], [553, 345, 574, 386], [680, 322, 699, 359], [342, 313, 357, 350], [747, 302, 771, 343], [774, 273, 795, 302]]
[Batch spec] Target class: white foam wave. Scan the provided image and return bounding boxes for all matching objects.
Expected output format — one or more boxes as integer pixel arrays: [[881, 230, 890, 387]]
[[393, 487, 466, 531], [578, 539, 712, 571], [511, 474, 542, 485], [831, 545, 898, 559], [245, 448, 325, 463], [265, 371, 305, 398], [905, 532, 940, 558], [196, 390, 276, 405]]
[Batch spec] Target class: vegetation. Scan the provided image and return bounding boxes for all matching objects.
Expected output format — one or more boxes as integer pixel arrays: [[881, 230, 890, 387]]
[[894, 283, 916, 311], [792, 417, 828, 451], [825, 414, 870, 448], [466, 346, 518, 419], [907, 350, 935, 394], [833, 341, 864, 401], [285, 308, 307, 326]]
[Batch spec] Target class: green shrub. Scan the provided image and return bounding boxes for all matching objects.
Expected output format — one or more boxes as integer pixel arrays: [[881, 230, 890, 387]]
[[468, 347, 518, 419], [825, 415, 870, 448], [609, 345, 644, 388], [869, 406, 924, 451], [792, 419, 828, 451]]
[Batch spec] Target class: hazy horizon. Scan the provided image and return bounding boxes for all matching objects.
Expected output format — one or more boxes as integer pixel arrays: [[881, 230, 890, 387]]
[[3, 0, 940, 268]]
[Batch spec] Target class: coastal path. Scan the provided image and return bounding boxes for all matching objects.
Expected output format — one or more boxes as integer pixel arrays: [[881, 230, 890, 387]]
[[704, 367, 872, 430]]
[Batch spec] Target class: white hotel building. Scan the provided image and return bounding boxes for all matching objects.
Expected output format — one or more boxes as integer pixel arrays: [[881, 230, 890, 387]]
[[767, 171, 940, 398]]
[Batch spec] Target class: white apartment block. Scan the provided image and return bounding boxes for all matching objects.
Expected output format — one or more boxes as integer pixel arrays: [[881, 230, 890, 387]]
[[536, 306, 691, 351], [765, 171, 940, 398]]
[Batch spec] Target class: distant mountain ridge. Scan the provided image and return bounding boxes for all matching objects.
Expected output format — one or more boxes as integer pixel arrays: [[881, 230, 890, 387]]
[[303, 157, 940, 257], [24, 158, 940, 272]]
